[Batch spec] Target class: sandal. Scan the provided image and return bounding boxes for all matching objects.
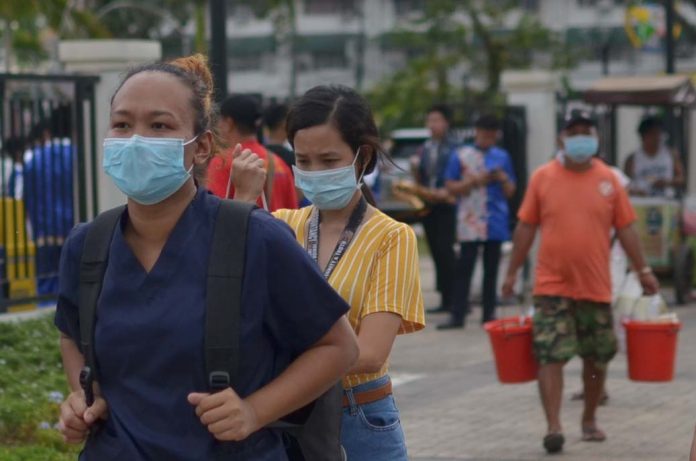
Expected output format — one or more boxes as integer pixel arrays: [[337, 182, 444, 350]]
[[543, 433, 565, 454], [570, 391, 609, 405], [582, 426, 607, 442]]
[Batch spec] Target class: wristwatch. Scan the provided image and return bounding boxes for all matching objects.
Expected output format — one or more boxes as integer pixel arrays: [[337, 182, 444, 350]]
[[639, 266, 653, 276]]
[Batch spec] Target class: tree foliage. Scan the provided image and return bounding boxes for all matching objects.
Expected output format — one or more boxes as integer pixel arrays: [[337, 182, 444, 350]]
[[1, 0, 206, 68], [367, 0, 571, 133]]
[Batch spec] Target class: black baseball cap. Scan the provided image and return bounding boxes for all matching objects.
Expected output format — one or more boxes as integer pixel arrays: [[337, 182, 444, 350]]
[[564, 109, 596, 130]]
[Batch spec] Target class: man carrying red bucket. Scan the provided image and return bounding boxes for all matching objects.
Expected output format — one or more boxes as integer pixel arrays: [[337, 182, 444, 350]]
[[502, 111, 659, 454]]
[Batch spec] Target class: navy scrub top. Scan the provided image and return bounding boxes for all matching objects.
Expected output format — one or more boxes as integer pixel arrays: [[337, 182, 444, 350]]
[[55, 188, 350, 460]]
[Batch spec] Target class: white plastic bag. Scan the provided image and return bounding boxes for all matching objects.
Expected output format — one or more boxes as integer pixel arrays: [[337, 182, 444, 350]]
[[612, 272, 642, 353], [613, 273, 669, 352], [631, 294, 668, 321]]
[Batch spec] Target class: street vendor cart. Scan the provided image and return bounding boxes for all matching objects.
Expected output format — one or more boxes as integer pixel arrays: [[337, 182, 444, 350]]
[[584, 75, 696, 304]]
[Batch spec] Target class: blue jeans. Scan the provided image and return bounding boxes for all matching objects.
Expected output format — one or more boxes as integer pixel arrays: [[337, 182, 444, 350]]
[[341, 375, 408, 461]]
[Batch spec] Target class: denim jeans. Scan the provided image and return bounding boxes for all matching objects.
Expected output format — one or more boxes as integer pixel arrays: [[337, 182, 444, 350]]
[[341, 375, 408, 461]]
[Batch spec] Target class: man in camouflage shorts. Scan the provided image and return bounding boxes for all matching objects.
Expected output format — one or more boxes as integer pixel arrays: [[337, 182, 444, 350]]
[[502, 112, 659, 454], [533, 297, 617, 368]]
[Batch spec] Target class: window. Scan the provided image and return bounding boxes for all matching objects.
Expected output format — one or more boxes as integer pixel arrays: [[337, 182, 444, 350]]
[[311, 51, 348, 70], [394, 0, 424, 16], [229, 55, 263, 72], [229, 0, 270, 19], [577, 0, 627, 6], [304, 0, 352, 15], [521, 0, 540, 11]]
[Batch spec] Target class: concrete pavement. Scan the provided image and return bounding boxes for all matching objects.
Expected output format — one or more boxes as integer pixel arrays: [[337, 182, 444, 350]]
[[1, 250, 693, 460], [390, 257, 696, 461]]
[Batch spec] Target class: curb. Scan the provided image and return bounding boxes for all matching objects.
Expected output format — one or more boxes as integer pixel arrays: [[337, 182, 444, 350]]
[[0, 307, 56, 323]]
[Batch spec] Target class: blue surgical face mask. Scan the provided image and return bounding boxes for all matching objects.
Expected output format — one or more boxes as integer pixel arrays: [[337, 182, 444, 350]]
[[103, 134, 198, 205], [564, 135, 598, 163], [293, 149, 365, 210]]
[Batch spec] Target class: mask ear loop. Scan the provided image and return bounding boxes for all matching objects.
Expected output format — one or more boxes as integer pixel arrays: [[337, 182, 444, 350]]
[[354, 146, 368, 189], [183, 133, 203, 175]]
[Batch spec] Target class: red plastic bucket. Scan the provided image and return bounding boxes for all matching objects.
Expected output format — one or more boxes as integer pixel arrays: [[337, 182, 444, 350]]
[[484, 316, 538, 383], [623, 320, 681, 382]]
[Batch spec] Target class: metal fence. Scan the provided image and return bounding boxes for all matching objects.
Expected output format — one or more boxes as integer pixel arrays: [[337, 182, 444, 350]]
[[0, 73, 99, 312]]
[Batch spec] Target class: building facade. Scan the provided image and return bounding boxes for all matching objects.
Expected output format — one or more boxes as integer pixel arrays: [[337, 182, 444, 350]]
[[223, 0, 696, 98]]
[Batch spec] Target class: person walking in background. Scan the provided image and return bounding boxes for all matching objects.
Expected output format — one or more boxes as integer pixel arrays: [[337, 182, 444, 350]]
[[263, 102, 295, 169], [502, 111, 659, 454], [234, 85, 425, 460], [207, 95, 297, 211], [624, 116, 685, 197], [410, 104, 458, 314], [438, 114, 516, 329]]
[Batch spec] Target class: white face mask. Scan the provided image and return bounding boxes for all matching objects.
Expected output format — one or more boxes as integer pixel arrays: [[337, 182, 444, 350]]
[[292, 148, 366, 210], [563, 135, 598, 163], [103, 134, 198, 205]]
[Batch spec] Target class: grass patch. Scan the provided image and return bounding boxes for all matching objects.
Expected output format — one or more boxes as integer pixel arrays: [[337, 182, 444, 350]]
[[0, 314, 80, 460]]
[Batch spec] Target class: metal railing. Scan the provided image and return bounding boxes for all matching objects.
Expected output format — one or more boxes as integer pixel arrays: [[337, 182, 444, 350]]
[[0, 73, 99, 312]]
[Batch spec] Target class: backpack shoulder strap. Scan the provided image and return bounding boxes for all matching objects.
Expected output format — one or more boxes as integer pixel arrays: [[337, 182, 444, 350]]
[[206, 199, 255, 391], [78, 206, 126, 379]]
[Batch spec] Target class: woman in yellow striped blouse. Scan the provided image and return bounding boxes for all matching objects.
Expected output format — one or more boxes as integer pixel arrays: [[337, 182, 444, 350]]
[[234, 85, 425, 460]]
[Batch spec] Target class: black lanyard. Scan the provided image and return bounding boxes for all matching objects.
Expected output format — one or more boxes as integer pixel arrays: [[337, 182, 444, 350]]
[[307, 197, 367, 280]]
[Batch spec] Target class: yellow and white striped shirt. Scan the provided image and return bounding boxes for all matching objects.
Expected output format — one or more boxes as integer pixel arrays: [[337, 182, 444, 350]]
[[273, 206, 425, 388]]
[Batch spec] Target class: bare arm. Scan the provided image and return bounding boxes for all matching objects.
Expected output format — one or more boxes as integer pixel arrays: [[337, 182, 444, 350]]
[[493, 169, 516, 199], [409, 155, 422, 184], [347, 312, 402, 374], [625, 155, 645, 195], [445, 175, 483, 197], [624, 154, 635, 179], [411, 183, 454, 204], [672, 150, 686, 189], [501, 221, 537, 297], [616, 224, 648, 271], [690, 424, 696, 461], [189, 316, 358, 441], [60, 335, 85, 392], [507, 222, 537, 276], [247, 316, 357, 426], [231, 148, 267, 203], [616, 224, 659, 295]]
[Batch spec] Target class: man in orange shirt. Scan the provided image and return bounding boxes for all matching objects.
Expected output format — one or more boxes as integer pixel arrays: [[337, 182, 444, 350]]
[[502, 111, 659, 454], [207, 95, 297, 211]]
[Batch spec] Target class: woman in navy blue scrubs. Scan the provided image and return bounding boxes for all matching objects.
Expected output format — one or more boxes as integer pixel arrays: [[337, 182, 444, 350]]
[[54, 54, 358, 460]]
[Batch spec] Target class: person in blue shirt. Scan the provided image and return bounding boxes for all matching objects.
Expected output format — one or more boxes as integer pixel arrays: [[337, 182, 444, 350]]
[[23, 120, 74, 298], [55, 54, 358, 460], [409, 104, 459, 314], [439, 114, 517, 329]]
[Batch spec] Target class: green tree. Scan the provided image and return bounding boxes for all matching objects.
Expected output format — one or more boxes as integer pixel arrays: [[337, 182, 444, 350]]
[[1, 0, 206, 69], [367, 0, 570, 133], [92, 0, 205, 57]]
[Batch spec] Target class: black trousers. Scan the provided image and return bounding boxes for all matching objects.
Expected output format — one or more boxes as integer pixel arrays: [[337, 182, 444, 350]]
[[451, 241, 502, 324], [422, 204, 456, 308]]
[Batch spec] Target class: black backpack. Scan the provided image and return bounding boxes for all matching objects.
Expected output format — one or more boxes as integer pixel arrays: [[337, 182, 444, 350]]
[[77, 200, 344, 461]]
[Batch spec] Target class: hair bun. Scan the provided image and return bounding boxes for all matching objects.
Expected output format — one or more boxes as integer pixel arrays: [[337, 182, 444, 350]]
[[169, 53, 214, 98]]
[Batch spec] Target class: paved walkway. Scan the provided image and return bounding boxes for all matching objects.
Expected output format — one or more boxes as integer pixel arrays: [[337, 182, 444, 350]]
[[390, 257, 696, 461], [1, 255, 693, 460]]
